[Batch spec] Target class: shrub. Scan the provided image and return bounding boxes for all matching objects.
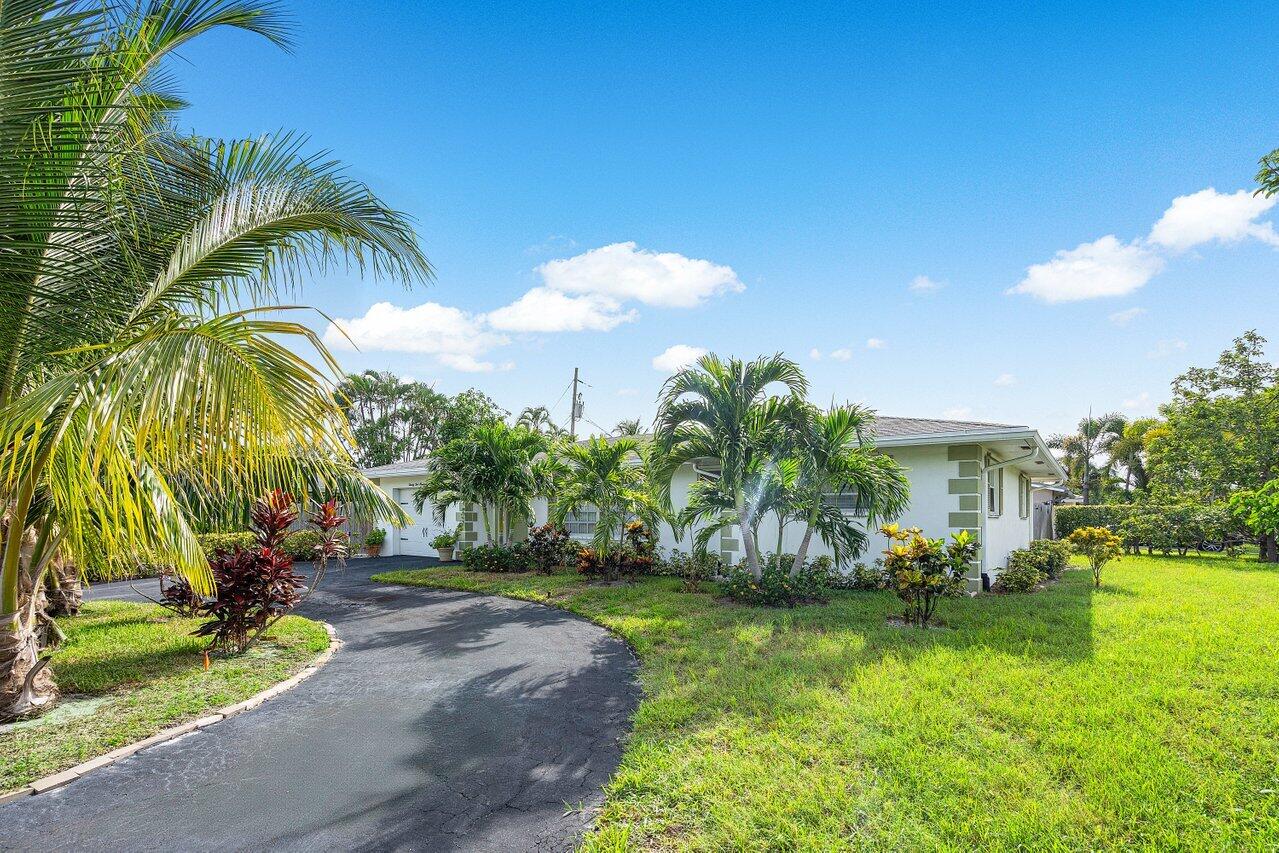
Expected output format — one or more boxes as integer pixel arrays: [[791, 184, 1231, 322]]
[[364, 528, 386, 549], [431, 529, 459, 549], [1068, 526, 1123, 588], [993, 549, 1043, 593], [198, 531, 256, 559], [664, 549, 722, 592], [846, 560, 890, 591], [722, 561, 828, 607], [1027, 539, 1072, 579], [526, 524, 570, 573], [461, 542, 533, 573], [158, 571, 203, 617], [882, 527, 975, 627], [193, 491, 307, 654], [278, 528, 350, 561]]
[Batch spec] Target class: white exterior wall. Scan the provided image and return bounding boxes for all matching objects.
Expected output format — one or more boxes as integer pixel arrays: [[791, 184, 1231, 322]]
[[369, 474, 471, 558], [980, 461, 1034, 582]]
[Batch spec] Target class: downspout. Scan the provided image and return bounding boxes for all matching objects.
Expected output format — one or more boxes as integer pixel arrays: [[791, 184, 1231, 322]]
[[978, 449, 1040, 587]]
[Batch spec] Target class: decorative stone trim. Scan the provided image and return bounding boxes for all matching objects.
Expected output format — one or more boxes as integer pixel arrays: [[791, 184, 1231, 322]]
[[947, 443, 986, 592], [1, 621, 340, 803]]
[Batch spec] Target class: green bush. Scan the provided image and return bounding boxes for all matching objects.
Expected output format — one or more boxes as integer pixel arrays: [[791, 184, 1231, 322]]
[[844, 560, 890, 591], [722, 561, 828, 607], [1058, 504, 1240, 554], [993, 550, 1044, 593], [663, 549, 723, 591], [460, 542, 533, 573], [1027, 539, 1072, 580], [198, 531, 256, 558], [278, 529, 349, 561]]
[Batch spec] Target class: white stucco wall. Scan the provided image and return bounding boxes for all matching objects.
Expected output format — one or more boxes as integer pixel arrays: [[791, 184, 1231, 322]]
[[980, 462, 1034, 581]]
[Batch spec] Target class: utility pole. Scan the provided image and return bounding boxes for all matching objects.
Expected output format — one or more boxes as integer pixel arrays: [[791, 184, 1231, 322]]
[[569, 367, 581, 438]]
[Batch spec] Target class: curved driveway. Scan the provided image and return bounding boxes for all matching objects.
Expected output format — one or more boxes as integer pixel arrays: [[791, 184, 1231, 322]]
[[1, 557, 640, 852]]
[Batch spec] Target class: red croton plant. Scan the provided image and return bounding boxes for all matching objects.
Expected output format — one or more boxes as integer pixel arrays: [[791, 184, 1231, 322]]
[[165, 491, 348, 655]]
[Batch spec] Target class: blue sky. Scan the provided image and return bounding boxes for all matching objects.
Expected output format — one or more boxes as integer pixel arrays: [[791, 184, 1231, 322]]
[[173, 0, 1278, 435]]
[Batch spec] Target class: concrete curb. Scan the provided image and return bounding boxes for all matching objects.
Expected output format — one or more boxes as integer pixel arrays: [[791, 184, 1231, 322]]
[[2, 621, 341, 804]]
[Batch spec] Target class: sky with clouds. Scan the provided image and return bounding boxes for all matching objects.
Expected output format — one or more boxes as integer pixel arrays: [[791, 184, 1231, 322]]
[[171, 0, 1278, 436]]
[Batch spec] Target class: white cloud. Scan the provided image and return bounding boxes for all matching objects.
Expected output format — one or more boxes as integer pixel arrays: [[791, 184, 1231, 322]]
[[652, 344, 707, 373], [1147, 188, 1279, 253], [1108, 307, 1146, 326], [909, 274, 944, 292], [1148, 338, 1187, 359], [537, 241, 743, 309], [1007, 235, 1164, 303], [865, 338, 885, 349], [484, 288, 637, 333], [943, 406, 972, 419], [993, 373, 1017, 387], [323, 301, 510, 372], [829, 348, 853, 361], [1122, 391, 1155, 413], [809, 348, 822, 360], [524, 234, 577, 255]]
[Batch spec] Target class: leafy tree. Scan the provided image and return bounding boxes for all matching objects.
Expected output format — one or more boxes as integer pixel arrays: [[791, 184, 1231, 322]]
[[1229, 481, 1279, 550], [0, 1, 427, 719], [437, 389, 508, 447], [1068, 527, 1123, 588], [1147, 331, 1279, 561], [549, 437, 661, 564], [413, 424, 547, 545], [1108, 417, 1159, 494], [652, 353, 808, 580], [516, 405, 565, 437], [613, 418, 644, 436]]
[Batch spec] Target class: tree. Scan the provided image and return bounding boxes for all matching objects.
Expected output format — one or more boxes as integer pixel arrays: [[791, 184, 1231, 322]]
[[337, 371, 449, 467], [613, 418, 644, 436], [549, 437, 660, 564], [413, 423, 547, 545], [1229, 481, 1279, 549], [1146, 331, 1279, 561], [0, 1, 429, 720], [1108, 417, 1159, 494], [516, 405, 565, 437], [652, 353, 808, 580], [1068, 527, 1123, 588], [1048, 413, 1127, 504], [785, 405, 910, 577]]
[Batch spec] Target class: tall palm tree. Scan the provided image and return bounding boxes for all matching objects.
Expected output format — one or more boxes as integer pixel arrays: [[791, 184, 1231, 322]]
[[0, 1, 430, 719], [785, 404, 910, 576], [415, 423, 548, 544], [652, 353, 807, 579], [612, 417, 643, 436], [1048, 412, 1127, 504], [1108, 417, 1158, 493], [515, 405, 565, 438], [549, 436, 659, 563]]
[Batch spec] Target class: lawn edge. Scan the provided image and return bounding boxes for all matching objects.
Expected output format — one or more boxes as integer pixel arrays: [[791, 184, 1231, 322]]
[[0, 620, 341, 805]]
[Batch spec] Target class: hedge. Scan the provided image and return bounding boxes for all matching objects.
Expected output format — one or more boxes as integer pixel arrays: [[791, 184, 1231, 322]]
[[1055, 505, 1183, 538]]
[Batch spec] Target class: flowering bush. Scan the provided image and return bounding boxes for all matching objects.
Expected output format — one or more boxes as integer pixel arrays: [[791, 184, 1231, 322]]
[[526, 524, 571, 573], [1068, 526, 1122, 588], [882, 526, 975, 627], [460, 543, 533, 573], [722, 561, 828, 607]]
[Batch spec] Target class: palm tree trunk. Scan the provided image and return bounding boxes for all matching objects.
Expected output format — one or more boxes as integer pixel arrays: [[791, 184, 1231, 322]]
[[0, 521, 58, 722], [789, 524, 815, 577], [735, 490, 763, 579]]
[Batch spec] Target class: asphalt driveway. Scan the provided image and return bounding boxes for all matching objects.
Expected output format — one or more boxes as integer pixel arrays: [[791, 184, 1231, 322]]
[[0, 557, 640, 852]]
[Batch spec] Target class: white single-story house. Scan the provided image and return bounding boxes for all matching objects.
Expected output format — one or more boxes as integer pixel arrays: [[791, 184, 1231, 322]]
[[362, 416, 1068, 592]]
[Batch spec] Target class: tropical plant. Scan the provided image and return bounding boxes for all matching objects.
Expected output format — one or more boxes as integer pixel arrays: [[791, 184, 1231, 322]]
[[1026, 539, 1072, 580], [1229, 480, 1279, 551], [1048, 413, 1127, 504], [516, 405, 565, 437], [653, 353, 808, 580], [722, 560, 829, 607], [1107, 417, 1159, 494], [414, 423, 549, 545], [0, 0, 426, 720], [430, 530, 458, 549], [1068, 527, 1123, 588], [526, 523, 570, 573], [784, 404, 910, 576], [460, 542, 532, 573], [194, 492, 308, 654], [549, 436, 662, 567], [613, 417, 644, 436], [881, 527, 976, 627], [664, 549, 722, 592]]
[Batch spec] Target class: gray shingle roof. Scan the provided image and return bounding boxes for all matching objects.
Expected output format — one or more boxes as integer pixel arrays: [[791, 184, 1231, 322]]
[[361, 458, 429, 477], [870, 415, 1024, 438]]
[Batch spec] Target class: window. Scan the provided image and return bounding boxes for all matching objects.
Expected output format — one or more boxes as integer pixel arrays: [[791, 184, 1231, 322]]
[[824, 491, 869, 517], [565, 507, 598, 538], [1018, 474, 1031, 519], [986, 464, 1003, 517]]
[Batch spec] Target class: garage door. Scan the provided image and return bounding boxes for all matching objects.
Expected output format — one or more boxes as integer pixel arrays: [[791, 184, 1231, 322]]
[[394, 487, 434, 556]]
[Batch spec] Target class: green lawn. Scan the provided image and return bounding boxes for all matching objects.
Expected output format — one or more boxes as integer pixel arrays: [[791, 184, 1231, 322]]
[[376, 554, 1279, 850], [1, 601, 329, 794]]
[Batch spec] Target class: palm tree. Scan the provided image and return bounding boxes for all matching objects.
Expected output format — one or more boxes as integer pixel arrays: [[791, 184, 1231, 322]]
[[652, 353, 807, 579], [516, 405, 565, 437], [415, 423, 548, 544], [784, 404, 910, 576], [0, 1, 430, 719], [1048, 412, 1127, 504], [549, 436, 660, 564], [1108, 417, 1158, 493], [612, 417, 643, 436]]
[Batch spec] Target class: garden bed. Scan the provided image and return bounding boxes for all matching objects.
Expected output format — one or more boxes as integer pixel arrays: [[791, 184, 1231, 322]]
[[0, 600, 330, 795], [376, 554, 1279, 849]]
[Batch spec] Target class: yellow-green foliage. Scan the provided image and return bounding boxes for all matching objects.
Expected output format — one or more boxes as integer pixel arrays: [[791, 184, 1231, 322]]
[[1069, 526, 1124, 587]]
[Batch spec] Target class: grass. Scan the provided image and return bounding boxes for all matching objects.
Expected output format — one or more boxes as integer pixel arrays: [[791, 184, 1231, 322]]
[[375, 553, 1279, 850], [0, 601, 329, 794]]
